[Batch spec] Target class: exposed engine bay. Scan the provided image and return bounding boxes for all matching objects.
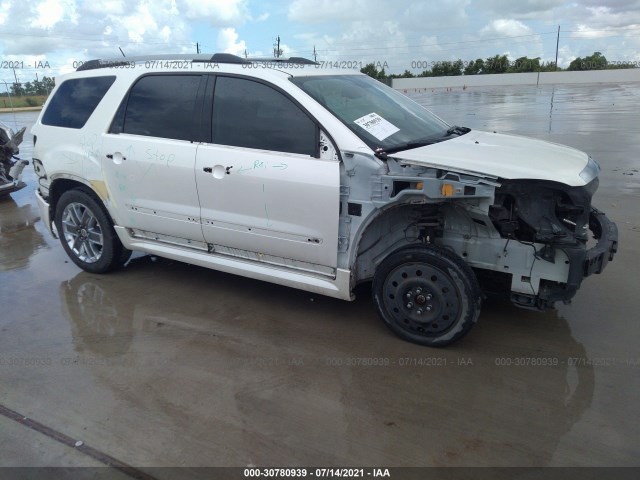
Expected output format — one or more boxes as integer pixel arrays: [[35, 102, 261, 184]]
[[483, 177, 617, 308], [490, 179, 597, 248]]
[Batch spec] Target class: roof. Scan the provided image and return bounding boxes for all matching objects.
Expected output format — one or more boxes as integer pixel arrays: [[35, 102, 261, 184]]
[[74, 53, 365, 78], [77, 53, 316, 71]]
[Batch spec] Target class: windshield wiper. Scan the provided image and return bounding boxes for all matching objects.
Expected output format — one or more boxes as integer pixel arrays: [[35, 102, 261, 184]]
[[444, 125, 471, 137], [375, 139, 438, 159]]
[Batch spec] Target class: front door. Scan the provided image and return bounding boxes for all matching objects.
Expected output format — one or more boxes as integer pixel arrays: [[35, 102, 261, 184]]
[[195, 75, 339, 270]]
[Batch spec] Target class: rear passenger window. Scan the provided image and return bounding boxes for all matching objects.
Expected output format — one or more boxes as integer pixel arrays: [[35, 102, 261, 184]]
[[213, 77, 317, 156], [123, 75, 201, 141], [42, 76, 115, 129]]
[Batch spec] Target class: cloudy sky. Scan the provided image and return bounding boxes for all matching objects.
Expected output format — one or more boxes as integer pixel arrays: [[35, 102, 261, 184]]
[[1, 0, 639, 84]]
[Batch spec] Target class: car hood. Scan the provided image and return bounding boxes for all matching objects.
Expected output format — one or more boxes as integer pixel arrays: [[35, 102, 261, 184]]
[[392, 130, 591, 186]]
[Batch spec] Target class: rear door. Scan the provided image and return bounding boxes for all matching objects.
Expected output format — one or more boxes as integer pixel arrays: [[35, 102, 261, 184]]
[[195, 75, 340, 271], [102, 74, 206, 242]]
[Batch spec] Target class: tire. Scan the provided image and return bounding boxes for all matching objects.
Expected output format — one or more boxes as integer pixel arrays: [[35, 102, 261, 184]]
[[372, 245, 482, 347], [54, 188, 130, 273]]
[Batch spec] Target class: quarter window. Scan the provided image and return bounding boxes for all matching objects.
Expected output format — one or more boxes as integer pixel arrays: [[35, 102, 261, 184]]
[[212, 77, 316, 156], [42, 76, 116, 129], [123, 75, 201, 141]]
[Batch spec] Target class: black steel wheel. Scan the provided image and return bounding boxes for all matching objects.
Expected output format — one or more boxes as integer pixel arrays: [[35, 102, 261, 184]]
[[373, 245, 481, 346], [54, 188, 130, 273]]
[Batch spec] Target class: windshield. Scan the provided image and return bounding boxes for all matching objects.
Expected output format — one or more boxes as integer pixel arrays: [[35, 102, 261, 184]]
[[290, 74, 451, 152]]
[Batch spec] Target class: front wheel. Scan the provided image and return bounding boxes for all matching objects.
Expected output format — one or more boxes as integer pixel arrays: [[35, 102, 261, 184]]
[[54, 188, 130, 273], [372, 245, 482, 347]]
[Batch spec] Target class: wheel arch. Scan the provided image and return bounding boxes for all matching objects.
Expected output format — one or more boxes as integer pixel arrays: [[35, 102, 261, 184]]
[[351, 202, 446, 285], [49, 176, 115, 225]]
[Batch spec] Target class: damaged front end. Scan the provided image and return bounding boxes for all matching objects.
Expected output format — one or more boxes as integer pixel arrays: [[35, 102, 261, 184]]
[[0, 123, 29, 197], [488, 177, 618, 309]]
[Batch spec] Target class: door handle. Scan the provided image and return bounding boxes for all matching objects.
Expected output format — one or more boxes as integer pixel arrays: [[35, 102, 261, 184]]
[[204, 165, 231, 179], [203, 166, 233, 178], [107, 152, 126, 163]]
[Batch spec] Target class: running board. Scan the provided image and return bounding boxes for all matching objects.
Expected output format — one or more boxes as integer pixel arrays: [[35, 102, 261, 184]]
[[114, 226, 353, 301]]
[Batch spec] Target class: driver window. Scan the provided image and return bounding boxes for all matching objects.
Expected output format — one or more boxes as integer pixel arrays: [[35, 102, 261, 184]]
[[212, 76, 317, 156]]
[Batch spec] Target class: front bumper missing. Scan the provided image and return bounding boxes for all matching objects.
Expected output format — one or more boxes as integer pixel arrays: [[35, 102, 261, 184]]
[[584, 207, 618, 276], [514, 207, 618, 309]]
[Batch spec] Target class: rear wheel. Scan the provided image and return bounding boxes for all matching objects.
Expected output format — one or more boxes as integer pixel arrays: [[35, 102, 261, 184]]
[[372, 245, 481, 346], [55, 189, 130, 273]]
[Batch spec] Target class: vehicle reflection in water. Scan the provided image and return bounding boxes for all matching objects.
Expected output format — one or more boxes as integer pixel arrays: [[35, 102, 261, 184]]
[[0, 196, 46, 272], [59, 256, 595, 466], [61, 274, 132, 357]]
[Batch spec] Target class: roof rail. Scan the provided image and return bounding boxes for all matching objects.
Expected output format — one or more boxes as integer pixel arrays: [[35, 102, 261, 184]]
[[246, 57, 318, 65], [76, 53, 249, 71]]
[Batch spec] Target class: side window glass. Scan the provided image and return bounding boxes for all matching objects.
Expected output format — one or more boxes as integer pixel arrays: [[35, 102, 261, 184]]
[[123, 75, 201, 141], [42, 76, 116, 129], [212, 76, 317, 156]]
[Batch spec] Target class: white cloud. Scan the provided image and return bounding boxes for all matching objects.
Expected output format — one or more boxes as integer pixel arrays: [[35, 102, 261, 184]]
[[580, 5, 640, 28], [401, 0, 470, 30], [476, 0, 564, 19], [82, 0, 124, 15], [578, 0, 640, 15], [216, 27, 247, 55], [160, 25, 172, 42], [0, 1, 11, 26], [570, 24, 618, 40], [288, 0, 473, 72], [121, 3, 158, 43], [288, 0, 368, 23], [182, 0, 249, 25], [480, 19, 532, 37], [30, 0, 77, 29]]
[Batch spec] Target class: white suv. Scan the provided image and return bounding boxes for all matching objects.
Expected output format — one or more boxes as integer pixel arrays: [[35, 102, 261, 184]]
[[31, 54, 618, 346]]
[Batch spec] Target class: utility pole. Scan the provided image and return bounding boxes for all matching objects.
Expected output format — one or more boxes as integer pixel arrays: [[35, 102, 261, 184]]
[[274, 36, 281, 58], [196, 42, 200, 54], [119, 47, 126, 57], [12, 68, 20, 96], [244, 49, 248, 58], [555, 25, 560, 71], [313, 45, 317, 62]]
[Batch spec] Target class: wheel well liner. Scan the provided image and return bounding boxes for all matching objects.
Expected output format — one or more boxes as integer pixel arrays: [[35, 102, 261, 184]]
[[352, 203, 444, 284]]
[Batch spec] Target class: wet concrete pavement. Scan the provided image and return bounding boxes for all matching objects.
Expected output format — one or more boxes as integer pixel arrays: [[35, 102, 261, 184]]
[[1, 85, 639, 471]]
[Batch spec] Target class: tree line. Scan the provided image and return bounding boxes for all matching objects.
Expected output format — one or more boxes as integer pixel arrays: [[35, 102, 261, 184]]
[[361, 52, 635, 80], [1, 77, 56, 97]]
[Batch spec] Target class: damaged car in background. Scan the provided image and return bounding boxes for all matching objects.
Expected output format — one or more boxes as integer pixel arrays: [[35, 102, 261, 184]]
[[30, 54, 618, 346], [0, 122, 28, 197]]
